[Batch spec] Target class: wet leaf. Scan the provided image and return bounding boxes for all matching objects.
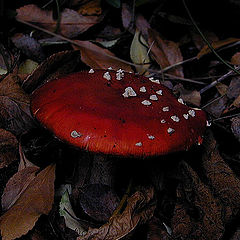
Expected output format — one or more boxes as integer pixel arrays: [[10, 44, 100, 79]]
[[1, 166, 39, 211], [77, 186, 156, 240], [0, 129, 18, 169], [0, 164, 55, 240], [148, 28, 183, 77], [16, 4, 103, 38], [197, 37, 240, 59], [73, 40, 132, 71], [130, 29, 150, 74], [0, 74, 35, 136], [172, 162, 225, 240]]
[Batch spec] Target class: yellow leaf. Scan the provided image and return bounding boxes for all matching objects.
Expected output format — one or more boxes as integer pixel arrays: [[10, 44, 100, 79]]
[[130, 29, 150, 74]]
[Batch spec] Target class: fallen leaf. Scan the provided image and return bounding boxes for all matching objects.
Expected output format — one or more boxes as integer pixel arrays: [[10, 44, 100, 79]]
[[0, 74, 35, 136], [197, 37, 240, 59], [130, 29, 150, 74], [231, 117, 240, 142], [11, 33, 45, 62], [202, 131, 240, 219], [77, 186, 156, 240], [0, 129, 18, 169], [73, 40, 132, 71], [227, 76, 240, 99], [173, 83, 201, 107], [204, 95, 228, 118], [191, 30, 218, 50], [18, 59, 39, 75], [22, 50, 81, 93], [77, 0, 102, 15], [1, 166, 40, 211], [0, 164, 56, 240], [148, 28, 184, 78], [172, 161, 225, 240], [60, 190, 87, 236], [231, 52, 240, 65], [18, 143, 37, 171], [16, 4, 103, 38], [215, 82, 228, 96]]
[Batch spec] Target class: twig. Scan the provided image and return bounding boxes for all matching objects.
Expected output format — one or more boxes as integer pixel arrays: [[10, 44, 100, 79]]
[[213, 113, 240, 122], [199, 66, 240, 94]]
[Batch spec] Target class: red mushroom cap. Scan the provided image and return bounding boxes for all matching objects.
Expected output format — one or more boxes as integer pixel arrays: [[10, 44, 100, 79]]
[[31, 69, 207, 158]]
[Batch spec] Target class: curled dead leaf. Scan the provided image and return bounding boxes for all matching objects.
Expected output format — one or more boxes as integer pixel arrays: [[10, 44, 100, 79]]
[[77, 186, 156, 240], [0, 164, 55, 240]]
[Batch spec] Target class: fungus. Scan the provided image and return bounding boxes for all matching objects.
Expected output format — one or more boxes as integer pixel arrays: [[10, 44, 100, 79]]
[[31, 69, 207, 158]]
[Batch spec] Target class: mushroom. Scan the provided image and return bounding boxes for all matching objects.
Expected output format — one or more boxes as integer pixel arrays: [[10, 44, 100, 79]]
[[31, 69, 207, 157], [31, 69, 207, 220]]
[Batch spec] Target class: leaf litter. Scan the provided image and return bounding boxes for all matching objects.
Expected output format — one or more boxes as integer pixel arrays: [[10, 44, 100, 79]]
[[0, 0, 240, 239]]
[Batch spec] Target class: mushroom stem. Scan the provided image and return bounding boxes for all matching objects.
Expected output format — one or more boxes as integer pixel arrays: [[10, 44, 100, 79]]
[[89, 154, 115, 187], [111, 177, 133, 218]]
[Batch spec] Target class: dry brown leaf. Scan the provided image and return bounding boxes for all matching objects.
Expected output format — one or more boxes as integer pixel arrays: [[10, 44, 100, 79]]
[[173, 84, 201, 107], [0, 74, 35, 136], [73, 40, 132, 71], [16, 4, 103, 38], [191, 30, 219, 50], [1, 166, 40, 211], [77, 186, 156, 240], [0, 129, 18, 168], [0, 164, 55, 240], [18, 143, 37, 171], [231, 52, 240, 65], [197, 37, 240, 59], [78, 0, 102, 15], [22, 50, 81, 93], [172, 162, 225, 240], [202, 131, 240, 219], [148, 28, 184, 78]]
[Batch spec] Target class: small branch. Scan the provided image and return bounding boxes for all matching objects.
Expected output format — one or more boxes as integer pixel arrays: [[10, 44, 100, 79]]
[[199, 66, 240, 94]]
